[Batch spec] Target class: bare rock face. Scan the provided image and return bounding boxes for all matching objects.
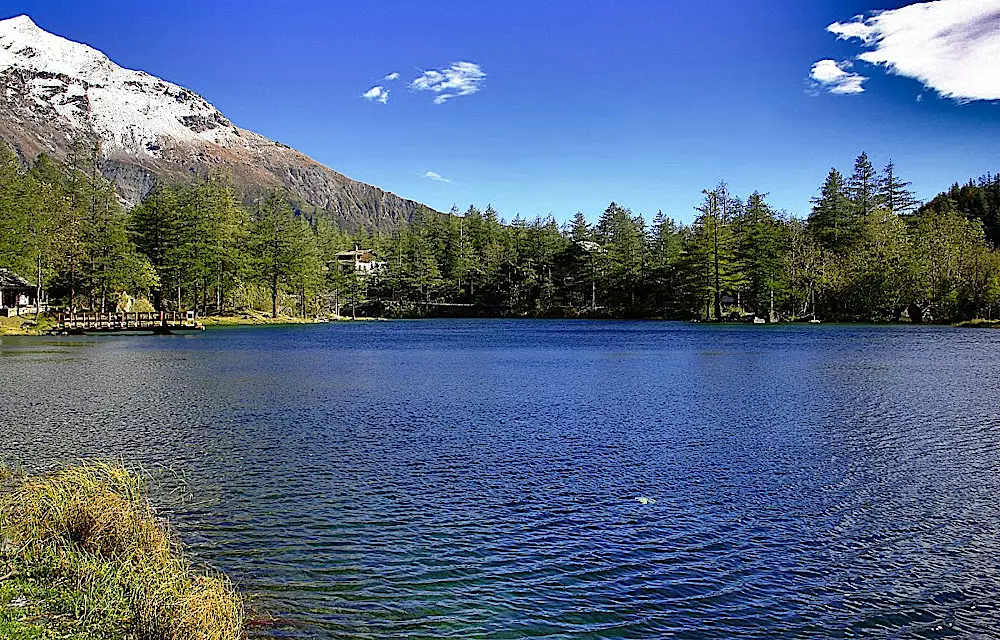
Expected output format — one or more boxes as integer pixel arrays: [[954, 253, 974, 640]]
[[0, 15, 432, 230]]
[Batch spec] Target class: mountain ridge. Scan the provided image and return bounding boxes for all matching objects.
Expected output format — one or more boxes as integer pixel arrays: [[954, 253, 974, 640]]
[[0, 15, 432, 230]]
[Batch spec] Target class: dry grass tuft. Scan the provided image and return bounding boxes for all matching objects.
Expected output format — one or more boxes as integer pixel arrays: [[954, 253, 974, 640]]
[[0, 461, 245, 640]]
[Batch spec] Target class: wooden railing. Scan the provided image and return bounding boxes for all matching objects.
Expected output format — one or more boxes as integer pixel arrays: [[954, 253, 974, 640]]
[[57, 312, 204, 332]]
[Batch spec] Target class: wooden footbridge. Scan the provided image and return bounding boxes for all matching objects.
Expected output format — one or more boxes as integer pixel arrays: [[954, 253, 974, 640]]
[[53, 312, 205, 335]]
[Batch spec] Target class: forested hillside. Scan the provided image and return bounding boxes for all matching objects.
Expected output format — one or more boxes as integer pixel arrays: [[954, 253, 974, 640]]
[[1, 143, 998, 323]]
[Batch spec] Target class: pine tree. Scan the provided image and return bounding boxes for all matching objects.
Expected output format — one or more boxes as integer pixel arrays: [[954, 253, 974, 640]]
[[736, 192, 787, 318], [568, 211, 592, 242], [686, 184, 740, 320], [594, 202, 646, 311], [880, 160, 919, 215], [809, 168, 856, 253], [847, 152, 882, 216]]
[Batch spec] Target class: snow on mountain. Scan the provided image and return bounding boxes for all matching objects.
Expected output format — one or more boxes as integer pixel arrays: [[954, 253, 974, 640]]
[[0, 15, 431, 230], [0, 14, 240, 156]]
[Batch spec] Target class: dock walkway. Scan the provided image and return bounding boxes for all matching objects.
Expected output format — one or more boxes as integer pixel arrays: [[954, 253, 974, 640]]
[[54, 312, 205, 335]]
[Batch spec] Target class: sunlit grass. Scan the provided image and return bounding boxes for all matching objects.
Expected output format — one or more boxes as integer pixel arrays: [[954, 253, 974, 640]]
[[0, 314, 55, 336], [0, 462, 244, 639]]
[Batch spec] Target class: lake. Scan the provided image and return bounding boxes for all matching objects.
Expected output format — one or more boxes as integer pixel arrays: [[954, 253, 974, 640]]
[[2, 320, 1000, 638]]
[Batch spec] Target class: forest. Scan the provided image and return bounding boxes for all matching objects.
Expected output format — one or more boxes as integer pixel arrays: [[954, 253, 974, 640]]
[[1, 142, 1000, 323]]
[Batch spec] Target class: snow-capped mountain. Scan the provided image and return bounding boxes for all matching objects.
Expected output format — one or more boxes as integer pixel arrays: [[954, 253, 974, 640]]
[[0, 15, 430, 230]]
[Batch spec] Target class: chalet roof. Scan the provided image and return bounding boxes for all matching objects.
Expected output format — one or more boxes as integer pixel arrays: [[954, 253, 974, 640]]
[[336, 249, 376, 258], [336, 249, 386, 264], [0, 268, 32, 289]]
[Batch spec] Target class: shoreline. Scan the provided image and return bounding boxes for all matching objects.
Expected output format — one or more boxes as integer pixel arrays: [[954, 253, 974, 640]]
[[954, 319, 1000, 329], [203, 314, 383, 327], [0, 313, 384, 336], [4, 313, 998, 337], [0, 314, 53, 337], [0, 463, 244, 639]]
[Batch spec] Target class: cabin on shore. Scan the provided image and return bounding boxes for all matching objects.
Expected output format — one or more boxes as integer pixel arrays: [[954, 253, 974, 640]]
[[334, 248, 386, 276], [0, 268, 37, 317]]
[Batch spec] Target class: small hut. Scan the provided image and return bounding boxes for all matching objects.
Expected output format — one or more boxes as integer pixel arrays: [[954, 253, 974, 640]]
[[0, 268, 36, 317]]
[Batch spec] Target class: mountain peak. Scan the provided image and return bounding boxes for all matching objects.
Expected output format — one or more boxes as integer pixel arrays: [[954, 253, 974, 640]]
[[0, 15, 40, 31], [0, 13, 116, 84], [0, 16, 431, 230], [0, 14, 241, 157]]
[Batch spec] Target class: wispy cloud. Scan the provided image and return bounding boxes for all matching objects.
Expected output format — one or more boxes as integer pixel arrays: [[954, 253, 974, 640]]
[[826, 0, 1000, 102], [410, 62, 486, 104], [384, 72, 400, 81], [808, 59, 868, 95], [422, 171, 451, 183], [362, 85, 389, 104]]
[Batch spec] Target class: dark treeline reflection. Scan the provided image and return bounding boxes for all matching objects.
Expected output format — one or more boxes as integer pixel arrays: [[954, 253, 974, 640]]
[[2, 143, 999, 321]]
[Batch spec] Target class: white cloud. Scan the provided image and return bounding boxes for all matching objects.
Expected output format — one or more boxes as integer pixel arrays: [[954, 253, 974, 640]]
[[827, 0, 1000, 102], [422, 171, 451, 183], [384, 72, 400, 81], [409, 62, 486, 104], [809, 59, 868, 95], [362, 85, 389, 104]]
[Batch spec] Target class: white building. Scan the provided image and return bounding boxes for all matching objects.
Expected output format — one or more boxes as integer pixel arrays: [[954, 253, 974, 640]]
[[334, 248, 386, 276]]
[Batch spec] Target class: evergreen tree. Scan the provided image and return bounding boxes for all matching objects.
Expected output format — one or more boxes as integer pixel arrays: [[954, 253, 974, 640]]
[[645, 212, 684, 316], [685, 184, 740, 320], [847, 151, 882, 216], [595, 202, 645, 311], [251, 191, 316, 318], [568, 211, 592, 242], [0, 145, 29, 276], [809, 168, 855, 252], [880, 160, 919, 215], [735, 192, 787, 318]]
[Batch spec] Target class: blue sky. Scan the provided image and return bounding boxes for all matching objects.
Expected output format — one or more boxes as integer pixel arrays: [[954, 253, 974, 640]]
[[6, 0, 1000, 224]]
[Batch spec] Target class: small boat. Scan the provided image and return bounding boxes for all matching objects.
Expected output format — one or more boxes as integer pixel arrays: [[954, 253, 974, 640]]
[[809, 319, 821, 324]]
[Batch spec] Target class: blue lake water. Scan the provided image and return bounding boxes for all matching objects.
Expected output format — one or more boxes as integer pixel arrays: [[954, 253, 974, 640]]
[[2, 320, 1000, 638]]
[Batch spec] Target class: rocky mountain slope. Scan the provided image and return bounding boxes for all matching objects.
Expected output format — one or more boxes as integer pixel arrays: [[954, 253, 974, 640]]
[[0, 15, 431, 230]]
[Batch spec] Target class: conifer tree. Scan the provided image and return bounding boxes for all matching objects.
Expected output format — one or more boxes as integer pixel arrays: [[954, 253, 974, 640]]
[[880, 160, 919, 215], [568, 211, 592, 242], [252, 191, 311, 318], [847, 151, 882, 216], [736, 192, 787, 317], [685, 184, 740, 320], [809, 168, 855, 253]]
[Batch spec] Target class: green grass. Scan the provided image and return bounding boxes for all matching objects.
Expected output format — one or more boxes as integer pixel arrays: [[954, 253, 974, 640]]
[[0, 462, 245, 640], [0, 573, 134, 639], [0, 314, 56, 336], [955, 319, 1000, 328]]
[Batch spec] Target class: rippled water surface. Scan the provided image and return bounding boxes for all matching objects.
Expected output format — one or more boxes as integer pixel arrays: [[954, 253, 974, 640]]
[[3, 321, 1000, 638]]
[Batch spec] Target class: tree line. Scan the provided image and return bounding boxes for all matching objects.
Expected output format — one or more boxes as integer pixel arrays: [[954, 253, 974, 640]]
[[1, 142, 999, 323]]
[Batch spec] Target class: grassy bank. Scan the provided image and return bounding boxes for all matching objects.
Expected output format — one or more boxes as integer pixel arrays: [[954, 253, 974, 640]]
[[0, 312, 381, 336], [955, 319, 1000, 328], [0, 315, 54, 337], [0, 463, 244, 639]]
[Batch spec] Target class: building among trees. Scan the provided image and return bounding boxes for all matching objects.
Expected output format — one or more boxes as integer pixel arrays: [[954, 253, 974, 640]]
[[0, 268, 36, 316], [334, 248, 386, 276]]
